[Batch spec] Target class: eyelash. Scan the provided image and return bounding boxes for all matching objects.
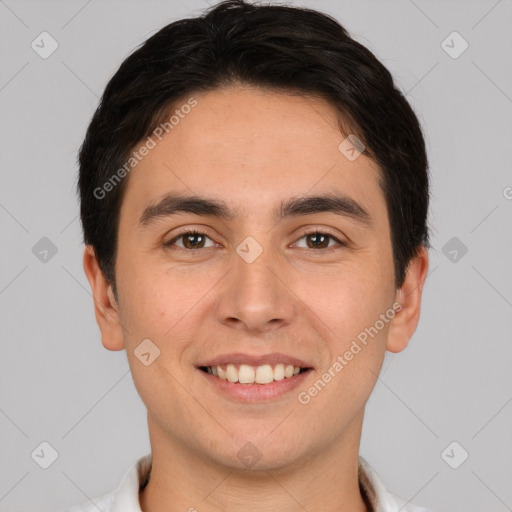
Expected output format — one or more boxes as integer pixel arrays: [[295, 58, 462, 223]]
[[165, 229, 346, 252]]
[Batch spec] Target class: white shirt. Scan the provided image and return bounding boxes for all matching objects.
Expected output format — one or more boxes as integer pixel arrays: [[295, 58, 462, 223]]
[[64, 454, 435, 512]]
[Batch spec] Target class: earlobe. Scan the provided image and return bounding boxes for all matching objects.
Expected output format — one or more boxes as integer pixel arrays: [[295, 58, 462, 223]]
[[386, 245, 429, 353], [82, 245, 125, 351]]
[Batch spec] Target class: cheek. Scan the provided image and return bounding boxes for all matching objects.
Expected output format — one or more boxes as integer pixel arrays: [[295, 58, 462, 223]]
[[294, 262, 392, 398], [115, 259, 216, 353], [298, 290, 390, 429], [297, 261, 393, 336]]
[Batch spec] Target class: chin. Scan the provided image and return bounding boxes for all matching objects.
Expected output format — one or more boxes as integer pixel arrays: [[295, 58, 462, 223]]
[[206, 430, 313, 473]]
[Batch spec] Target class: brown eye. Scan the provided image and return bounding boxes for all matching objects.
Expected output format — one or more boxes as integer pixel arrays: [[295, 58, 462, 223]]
[[182, 233, 206, 249], [165, 230, 215, 250], [294, 231, 344, 250], [305, 233, 331, 249]]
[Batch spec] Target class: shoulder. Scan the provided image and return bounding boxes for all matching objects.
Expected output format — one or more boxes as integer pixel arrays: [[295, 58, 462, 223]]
[[62, 492, 115, 512], [61, 453, 151, 512], [388, 492, 440, 512], [358, 456, 440, 512]]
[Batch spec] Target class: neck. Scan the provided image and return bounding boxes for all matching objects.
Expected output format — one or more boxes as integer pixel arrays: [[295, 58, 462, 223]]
[[139, 411, 370, 512]]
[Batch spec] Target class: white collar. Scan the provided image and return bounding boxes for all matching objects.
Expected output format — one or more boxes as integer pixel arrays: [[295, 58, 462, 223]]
[[90, 453, 432, 512]]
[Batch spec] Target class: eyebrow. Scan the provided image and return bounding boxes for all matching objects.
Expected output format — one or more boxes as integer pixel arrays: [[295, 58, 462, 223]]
[[138, 192, 372, 227]]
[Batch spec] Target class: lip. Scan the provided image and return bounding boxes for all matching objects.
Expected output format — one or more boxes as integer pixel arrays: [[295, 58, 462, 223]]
[[198, 366, 313, 402], [197, 352, 312, 369]]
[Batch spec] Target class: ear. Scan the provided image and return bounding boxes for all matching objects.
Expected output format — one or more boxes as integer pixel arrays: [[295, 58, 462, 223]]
[[83, 245, 125, 351], [386, 245, 429, 353]]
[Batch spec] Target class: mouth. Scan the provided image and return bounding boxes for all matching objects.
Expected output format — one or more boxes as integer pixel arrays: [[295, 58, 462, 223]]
[[198, 363, 311, 384], [196, 353, 313, 402]]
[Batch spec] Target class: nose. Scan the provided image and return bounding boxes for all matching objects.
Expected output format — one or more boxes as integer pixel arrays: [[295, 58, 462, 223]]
[[214, 248, 296, 334]]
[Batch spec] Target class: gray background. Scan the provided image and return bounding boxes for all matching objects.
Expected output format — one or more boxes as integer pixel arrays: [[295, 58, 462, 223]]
[[0, 0, 511, 511]]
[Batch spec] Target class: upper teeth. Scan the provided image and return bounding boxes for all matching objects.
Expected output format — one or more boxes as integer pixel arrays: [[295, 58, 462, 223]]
[[206, 364, 301, 384]]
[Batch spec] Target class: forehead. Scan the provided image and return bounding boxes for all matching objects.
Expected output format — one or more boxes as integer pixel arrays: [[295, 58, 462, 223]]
[[120, 85, 386, 224]]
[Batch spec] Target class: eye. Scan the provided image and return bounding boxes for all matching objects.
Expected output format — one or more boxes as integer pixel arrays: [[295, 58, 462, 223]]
[[164, 229, 346, 252], [293, 231, 345, 250], [165, 230, 216, 250]]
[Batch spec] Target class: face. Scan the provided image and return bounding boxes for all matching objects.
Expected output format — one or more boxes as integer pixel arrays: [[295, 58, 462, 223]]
[[85, 85, 428, 471]]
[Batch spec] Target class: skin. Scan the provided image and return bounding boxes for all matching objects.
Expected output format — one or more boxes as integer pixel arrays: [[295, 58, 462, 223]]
[[84, 85, 428, 512]]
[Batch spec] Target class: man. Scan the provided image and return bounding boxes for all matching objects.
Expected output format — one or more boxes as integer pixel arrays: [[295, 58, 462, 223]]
[[68, 1, 433, 510]]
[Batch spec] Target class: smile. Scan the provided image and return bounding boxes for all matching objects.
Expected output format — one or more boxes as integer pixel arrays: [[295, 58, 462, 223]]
[[199, 363, 309, 384], [196, 353, 314, 401]]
